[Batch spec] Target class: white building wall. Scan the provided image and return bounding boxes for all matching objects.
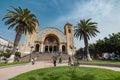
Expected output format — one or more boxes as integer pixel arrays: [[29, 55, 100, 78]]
[[0, 36, 13, 52]]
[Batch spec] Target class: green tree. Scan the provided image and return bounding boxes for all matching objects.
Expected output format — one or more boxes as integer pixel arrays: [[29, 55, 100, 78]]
[[94, 39, 106, 53], [2, 6, 39, 62], [74, 18, 100, 60], [105, 33, 120, 53], [15, 52, 21, 57]]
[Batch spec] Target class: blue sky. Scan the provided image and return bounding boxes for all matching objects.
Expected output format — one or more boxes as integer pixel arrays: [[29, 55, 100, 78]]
[[0, 0, 120, 49]]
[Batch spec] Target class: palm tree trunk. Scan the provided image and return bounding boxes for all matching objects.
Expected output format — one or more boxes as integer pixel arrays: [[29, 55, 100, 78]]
[[11, 31, 22, 54], [83, 34, 92, 61], [9, 30, 22, 62], [86, 46, 92, 61]]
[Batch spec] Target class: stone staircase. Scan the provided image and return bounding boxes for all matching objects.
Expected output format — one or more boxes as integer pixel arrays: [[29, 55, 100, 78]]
[[20, 53, 69, 62]]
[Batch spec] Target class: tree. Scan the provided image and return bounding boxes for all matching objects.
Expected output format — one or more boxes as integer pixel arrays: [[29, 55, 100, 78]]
[[74, 18, 100, 60], [2, 6, 39, 62]]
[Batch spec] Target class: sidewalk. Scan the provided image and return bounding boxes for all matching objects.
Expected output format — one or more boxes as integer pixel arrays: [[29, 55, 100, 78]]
[[0, 61, 120, 80]]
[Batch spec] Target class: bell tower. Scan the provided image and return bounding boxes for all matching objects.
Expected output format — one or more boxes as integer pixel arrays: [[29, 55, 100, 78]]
[[64, 22, 75, 55], [22, 23, 39, 55]]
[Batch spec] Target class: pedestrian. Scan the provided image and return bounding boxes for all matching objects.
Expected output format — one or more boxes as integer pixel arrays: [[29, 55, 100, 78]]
[[34, 57, 37, 62], [59, 57, 62, 64], [52, 55, 57, 66], [31, 58, 35, 65], [68, 57, 71, 65]]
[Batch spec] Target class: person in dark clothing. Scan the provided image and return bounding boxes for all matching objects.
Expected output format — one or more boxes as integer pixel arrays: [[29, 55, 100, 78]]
[[68, 57, 71, 65], [53, 60, 56, 66], [52, 55, 57, 66]]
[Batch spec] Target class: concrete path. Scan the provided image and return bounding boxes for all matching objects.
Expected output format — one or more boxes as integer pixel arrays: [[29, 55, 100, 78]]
[[0, 61, 120, 80]]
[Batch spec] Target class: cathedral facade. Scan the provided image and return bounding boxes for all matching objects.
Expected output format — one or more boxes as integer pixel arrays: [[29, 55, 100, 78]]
[[22, 23, 75, 56]]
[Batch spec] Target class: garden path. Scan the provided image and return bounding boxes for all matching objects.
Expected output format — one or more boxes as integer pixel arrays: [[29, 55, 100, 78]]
[[0, 61, 120, 80]]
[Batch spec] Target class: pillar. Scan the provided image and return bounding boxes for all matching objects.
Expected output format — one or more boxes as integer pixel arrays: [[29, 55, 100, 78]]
[[41, 42, 43, 52]]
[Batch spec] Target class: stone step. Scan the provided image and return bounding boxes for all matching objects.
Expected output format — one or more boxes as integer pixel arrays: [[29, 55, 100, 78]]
[[20, 53, 68, 62]]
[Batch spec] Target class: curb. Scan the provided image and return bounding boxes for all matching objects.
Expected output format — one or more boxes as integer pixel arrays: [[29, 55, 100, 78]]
[[0, 63, 29, 69], [80, 62, 120, 68]]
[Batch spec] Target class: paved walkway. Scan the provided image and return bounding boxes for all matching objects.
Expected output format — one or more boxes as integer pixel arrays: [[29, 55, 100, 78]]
[[0, 61, 120, 80]]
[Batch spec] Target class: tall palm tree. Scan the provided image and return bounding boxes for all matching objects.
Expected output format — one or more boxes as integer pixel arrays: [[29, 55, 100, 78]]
[[74, 18, 100, 60], [2, 6, 39, 62]]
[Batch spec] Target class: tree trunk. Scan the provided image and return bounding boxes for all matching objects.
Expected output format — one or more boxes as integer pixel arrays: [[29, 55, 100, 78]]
[[11, 31, 22, 54], [9, 29, 22, 63], [83, 34, 92, 61]]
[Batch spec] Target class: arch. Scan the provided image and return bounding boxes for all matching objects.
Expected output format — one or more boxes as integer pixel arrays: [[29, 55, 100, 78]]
[[35, 44, 39, 52], [36, 27, 66, 42], [44, 34, 59, 53]]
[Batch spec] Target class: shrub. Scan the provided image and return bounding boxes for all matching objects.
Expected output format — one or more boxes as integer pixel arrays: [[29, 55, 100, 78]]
[[0, 53, 3, 57], [2, 52, 11, 58], [15, 52, 21, 57]]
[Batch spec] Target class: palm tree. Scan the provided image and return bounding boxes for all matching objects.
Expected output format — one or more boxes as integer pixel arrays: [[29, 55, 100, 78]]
[[2, 6, 39, 62], [74, 18, 100, 60]]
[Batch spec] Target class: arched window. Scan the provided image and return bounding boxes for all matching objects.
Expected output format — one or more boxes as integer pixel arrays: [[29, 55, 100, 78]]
[[68, 29, 71, 33]]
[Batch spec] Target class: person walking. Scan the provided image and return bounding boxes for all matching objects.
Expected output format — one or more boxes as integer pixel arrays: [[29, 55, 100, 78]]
[[52, 55, 57, 66], [68, 57, 71, 65], [59, 57, 62, 64], [31, 58, 35, 65]]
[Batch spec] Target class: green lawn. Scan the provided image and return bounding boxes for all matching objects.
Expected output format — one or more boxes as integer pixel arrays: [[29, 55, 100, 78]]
[[0, 62, 28, 67], [10, 66, 120, 80], [79, 60, 120, 65]]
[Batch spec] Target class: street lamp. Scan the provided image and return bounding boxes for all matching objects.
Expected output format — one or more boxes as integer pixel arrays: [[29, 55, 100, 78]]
[[29, 46, 34, 62]]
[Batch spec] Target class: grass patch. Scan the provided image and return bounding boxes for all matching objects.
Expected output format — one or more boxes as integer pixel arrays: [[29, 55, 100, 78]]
[[0, 62, 28, 67], [10, 66, 120, 80]]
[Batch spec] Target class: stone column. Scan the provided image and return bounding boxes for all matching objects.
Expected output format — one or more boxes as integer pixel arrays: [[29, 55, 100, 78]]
[[41, 42, 43, 52], [59, 44, 62, 52], [39, 44, 41, 52]]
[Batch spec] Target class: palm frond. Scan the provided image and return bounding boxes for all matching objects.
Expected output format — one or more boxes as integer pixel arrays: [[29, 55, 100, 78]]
[[74, 18, 100, 40]]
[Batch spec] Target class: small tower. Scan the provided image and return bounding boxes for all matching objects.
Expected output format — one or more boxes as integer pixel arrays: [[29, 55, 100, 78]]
[[64, 22, 75, 55], [22, 23, 39, 55]]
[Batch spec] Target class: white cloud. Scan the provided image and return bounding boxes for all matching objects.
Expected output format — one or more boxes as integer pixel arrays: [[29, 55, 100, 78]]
[[50, 0, 120, 49], [53, 0, 114, 23]]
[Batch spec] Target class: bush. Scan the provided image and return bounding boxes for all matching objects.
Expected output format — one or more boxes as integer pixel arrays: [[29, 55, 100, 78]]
[[2, 52, 11, 58], [0, 53, 3, 57], [15, 52, 21, 57]]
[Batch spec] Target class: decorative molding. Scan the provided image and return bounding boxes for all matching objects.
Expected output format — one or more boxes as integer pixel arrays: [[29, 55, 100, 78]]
[[36, 27, 66, 42]]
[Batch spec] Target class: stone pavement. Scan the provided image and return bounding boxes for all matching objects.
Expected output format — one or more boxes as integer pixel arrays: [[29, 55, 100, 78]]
[[0, 61, 120, 80]]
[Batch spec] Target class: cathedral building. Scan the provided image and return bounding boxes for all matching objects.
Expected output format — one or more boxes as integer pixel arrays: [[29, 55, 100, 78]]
[[22, 23, 75, 56]]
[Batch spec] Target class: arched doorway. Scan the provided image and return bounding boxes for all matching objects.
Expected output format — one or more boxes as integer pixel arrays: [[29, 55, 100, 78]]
[[62, 45, 66, 54], [35, 44, 39, 52], [45, 46, 48, 52], [49, 46, 52, 53], [54, 46, 57, 52], [44, 35, 59, 53]]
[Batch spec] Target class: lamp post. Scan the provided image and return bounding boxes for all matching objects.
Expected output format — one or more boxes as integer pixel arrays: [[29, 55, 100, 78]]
[[29, 46, 34, 62]]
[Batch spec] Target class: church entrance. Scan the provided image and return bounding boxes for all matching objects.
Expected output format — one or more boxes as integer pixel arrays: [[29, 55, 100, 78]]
[[35, 44, 39, 52], [44, 35, 59, 53]]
